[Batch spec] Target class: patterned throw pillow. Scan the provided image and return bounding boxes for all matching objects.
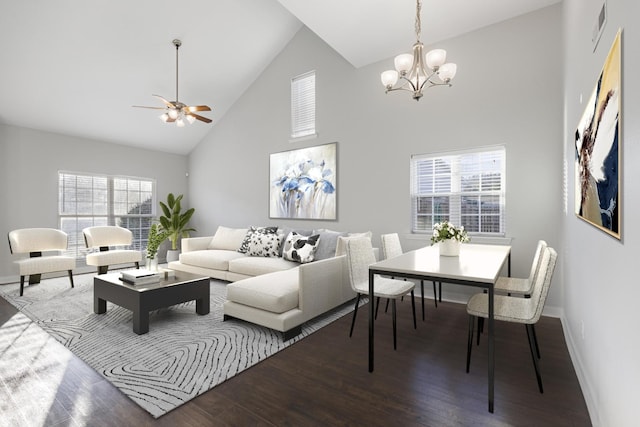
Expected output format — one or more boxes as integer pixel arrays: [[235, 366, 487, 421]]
[[238, 226, 278, 253], [247, 233, 283, 257], [283, 232, 320, 264]]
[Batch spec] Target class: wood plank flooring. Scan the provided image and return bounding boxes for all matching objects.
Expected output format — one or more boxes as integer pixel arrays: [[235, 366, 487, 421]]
[[0, 294, 591, 426]]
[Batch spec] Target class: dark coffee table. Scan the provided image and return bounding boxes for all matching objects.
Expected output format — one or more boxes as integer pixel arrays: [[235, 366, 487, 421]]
[[93, 271, 210, 334]]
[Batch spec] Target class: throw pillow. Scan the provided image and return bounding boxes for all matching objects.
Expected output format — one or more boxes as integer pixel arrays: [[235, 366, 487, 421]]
[[208, 226, 249, 250], [238, 226, 278, 253], [277, 227, 312, 257], [283, 232, 320, 264], [335, 232, 373, 256], [312, 229, 348, 260], [247, 233, 283, 257]]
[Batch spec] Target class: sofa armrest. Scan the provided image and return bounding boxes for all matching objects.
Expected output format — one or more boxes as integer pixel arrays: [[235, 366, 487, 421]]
[[298, 255, 351, 320], [181, 236, 213, 253]]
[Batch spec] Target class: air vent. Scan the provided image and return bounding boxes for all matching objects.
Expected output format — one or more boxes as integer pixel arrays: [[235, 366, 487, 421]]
[[592, 1, 607, 51]]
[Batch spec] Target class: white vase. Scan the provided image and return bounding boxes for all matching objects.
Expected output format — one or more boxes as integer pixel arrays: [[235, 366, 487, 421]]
[[166, 249, 180, 263], [146, 256, 159, 271], [439, 240, 461, 256]]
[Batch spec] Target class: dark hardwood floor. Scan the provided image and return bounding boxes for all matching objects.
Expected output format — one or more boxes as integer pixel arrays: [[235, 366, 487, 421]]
[[0, 293, 591, 426]]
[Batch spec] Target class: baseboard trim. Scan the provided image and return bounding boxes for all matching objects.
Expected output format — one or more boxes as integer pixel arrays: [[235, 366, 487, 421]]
[[560, 315, 598, 425]]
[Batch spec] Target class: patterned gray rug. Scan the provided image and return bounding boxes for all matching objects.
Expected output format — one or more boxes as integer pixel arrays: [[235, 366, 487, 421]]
[[0, 273, 358, 418]]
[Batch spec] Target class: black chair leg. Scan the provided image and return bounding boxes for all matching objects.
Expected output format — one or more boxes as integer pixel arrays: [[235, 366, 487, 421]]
[[349, 294, 361, 337], [410, 290, 417, 329], [385, 298, 390, 313], [531, 323, 541, 359], [420, 281, 425, 320], [392, 299, 397, 350], [439, 281, 442, 302], [375, 297, 381, 319], [68, 270, 74, 288], [526, 324, 544, 393], [477, 317, 484, 345], [466, 315, 475, 373], [432, 281, 438, 308], [19, 275, 25, 297], [135, 261, 140, 269]]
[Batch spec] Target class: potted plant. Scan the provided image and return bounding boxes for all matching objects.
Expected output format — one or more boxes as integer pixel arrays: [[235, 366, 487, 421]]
[[430, 220, 469, 256], [146, 223, 168, 270], [159, 193, 196, 262]]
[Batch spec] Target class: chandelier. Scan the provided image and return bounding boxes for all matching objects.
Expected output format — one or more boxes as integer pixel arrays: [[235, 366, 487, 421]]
[[381, 0, 457, 101]]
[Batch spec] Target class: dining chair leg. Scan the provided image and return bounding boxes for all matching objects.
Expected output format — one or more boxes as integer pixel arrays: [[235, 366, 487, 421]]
[[531, 323, 541, 359], [410, 290, 417, 329], [375, 297, 381, 320], [526, 324, 544, 393], [68, 270, 74, 288], [439, 281, 442, 302], [420, 281, 425, 320], [477, 317, 484, 345], [431, 281, 438, 308], [466, 315, 475, 373], [349, 294, 361, 337], [19, 275, 25, 297], [391, 299, 397, 350], [385, 298, 390, 313]]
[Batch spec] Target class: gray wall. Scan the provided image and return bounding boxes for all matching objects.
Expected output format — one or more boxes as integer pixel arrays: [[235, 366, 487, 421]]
[[0, 124, 189, 281], [189, 6, 564, 308], [563, 0, 640, 425]]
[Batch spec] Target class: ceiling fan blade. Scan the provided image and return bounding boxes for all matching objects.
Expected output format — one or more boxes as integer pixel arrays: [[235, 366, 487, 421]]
[[132, 105, 165, 110], [152, 94, 175, 108], [187, 105, 211, 112], [188, 112, 212, 123]]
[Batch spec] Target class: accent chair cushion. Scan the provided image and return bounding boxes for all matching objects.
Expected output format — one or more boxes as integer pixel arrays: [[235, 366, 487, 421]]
[[283, 232, 320, 264]]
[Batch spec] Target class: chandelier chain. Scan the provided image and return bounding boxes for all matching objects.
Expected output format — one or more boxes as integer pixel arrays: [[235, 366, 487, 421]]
[[415, 0, 422, 42]]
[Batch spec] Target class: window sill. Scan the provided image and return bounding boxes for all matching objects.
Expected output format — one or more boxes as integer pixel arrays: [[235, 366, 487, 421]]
[[289, 133, 318, 143]]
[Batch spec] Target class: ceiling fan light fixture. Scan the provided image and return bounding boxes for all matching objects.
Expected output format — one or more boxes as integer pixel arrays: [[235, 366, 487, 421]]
[[176, 118, 186, 127], [186, 114, 196, 124], [159, 112, 170, 122], [168, 108, 179, 120]]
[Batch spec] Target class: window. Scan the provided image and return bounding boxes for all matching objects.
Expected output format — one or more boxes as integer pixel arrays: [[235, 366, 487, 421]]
[[291, 70, 316, 139], [410, 147, 506, 235], [58, 171, 156, 262]]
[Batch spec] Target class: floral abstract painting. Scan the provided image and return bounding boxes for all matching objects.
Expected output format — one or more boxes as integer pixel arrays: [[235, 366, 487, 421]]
[[270, 142, 337, 220], [575, 30, 621, 239]]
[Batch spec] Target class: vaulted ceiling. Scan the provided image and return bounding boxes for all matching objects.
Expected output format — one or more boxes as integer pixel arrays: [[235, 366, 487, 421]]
[[0, 0, 560, 155]]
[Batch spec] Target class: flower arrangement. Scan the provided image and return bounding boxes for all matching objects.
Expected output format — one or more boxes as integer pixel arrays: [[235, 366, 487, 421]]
[[430, 221, 470, 245]]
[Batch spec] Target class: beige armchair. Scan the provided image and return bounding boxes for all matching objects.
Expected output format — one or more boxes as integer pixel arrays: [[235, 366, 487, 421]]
[[83, 226, 141, 274], [8, 228, 75, 296]]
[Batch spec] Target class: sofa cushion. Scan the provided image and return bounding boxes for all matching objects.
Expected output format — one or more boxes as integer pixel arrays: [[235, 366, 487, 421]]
[[312, 229, 348, 260], [179, 249, 246, 271], [228, 256, 298, 276], [226, 269, 299, 314], [283, 232, 320, 264], [208, 226, 248, 250], [238, 226, 278, 254], [247, 233, 283, 257]]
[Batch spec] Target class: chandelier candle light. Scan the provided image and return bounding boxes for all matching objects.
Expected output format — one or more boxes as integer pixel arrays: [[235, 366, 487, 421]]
[[381, 0, 457, 101]]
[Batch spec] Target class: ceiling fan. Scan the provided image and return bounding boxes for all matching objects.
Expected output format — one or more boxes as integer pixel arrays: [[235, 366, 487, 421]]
[[133, 39, 212, 127]]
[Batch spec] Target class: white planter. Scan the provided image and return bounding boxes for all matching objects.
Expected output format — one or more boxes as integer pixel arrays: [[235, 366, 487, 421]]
[[146, 256, 159, 271], [439, 240, 461, 257], [166, 249, 180, 263]]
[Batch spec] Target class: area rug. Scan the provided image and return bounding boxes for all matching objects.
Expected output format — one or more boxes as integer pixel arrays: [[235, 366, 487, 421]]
[[0, 273, 359, 418]]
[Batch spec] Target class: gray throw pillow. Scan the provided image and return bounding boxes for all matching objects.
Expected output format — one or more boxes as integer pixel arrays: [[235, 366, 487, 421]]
[[312, 229, 348, 260]]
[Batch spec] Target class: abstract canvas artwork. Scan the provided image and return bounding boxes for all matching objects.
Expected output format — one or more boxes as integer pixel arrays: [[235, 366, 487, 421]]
[[270, 142, 337, 220], [575, 29, 621, 239]]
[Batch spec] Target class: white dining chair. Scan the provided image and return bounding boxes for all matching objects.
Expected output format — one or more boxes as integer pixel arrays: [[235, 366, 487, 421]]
[[346, 236, 417, 350]]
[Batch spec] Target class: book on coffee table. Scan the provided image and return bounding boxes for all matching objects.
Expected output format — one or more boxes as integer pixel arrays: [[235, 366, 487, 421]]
[[120, 269, 162, 285]]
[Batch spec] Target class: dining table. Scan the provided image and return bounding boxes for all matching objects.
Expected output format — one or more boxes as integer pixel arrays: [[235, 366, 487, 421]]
[[367, 242, 511, 413]]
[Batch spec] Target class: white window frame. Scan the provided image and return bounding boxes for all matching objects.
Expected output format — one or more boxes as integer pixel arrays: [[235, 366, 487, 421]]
[[58, 171, 156, 263], [290, 70, 316, 139], [410, 146, 506, 236]]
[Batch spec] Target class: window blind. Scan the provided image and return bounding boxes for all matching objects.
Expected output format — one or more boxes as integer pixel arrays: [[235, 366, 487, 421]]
[[291, 71, 316, 138], [410, 147, 506, 235]]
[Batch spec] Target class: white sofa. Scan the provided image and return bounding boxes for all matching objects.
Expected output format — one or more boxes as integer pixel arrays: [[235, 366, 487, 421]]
[[168, 226, 371, 339]]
